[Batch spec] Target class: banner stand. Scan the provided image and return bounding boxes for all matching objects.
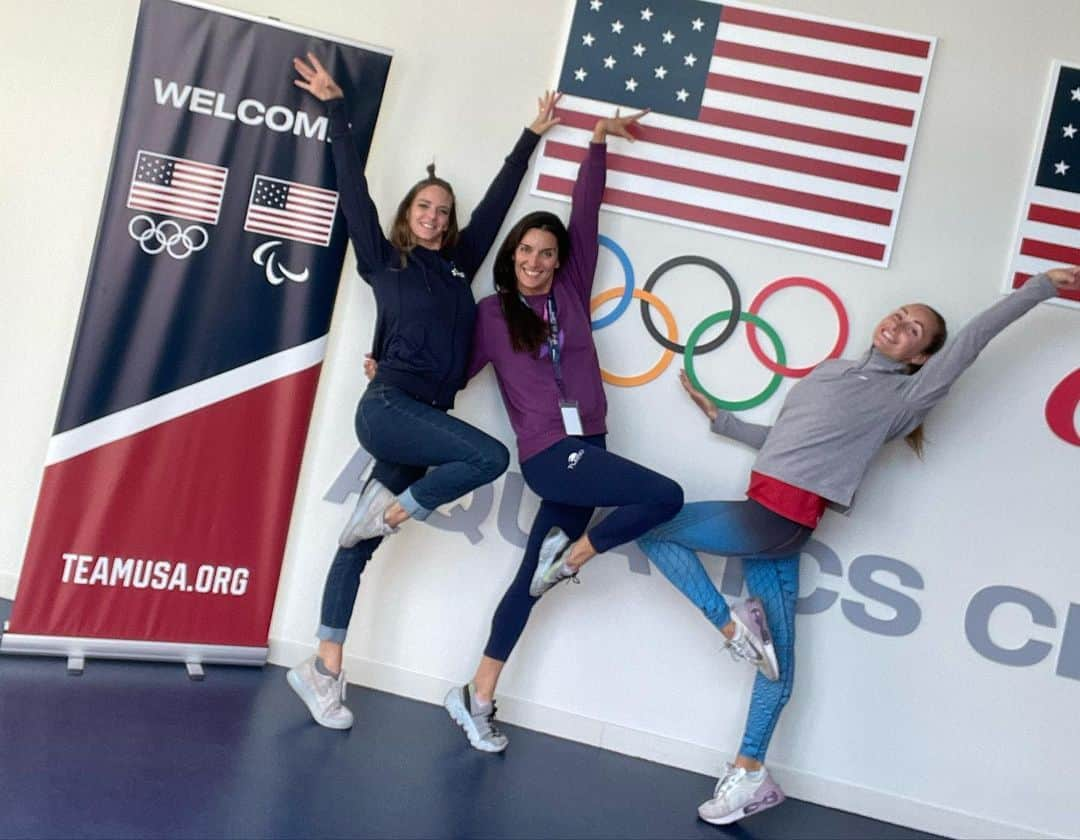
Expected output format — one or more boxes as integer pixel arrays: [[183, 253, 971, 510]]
[[4, 0, 391, 668], [1, 621, 267, 676]]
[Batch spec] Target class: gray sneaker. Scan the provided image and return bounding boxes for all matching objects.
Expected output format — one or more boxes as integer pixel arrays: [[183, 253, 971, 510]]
[[443, 684, 509, 753], [528, 527, 577, 597], [724, 597, 779, 681], [339, 479, 397, 547], [698, 762, 785, 825], [286, 656, 354, 730]]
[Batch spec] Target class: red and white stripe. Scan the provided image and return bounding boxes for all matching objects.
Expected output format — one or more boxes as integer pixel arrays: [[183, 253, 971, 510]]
[[244, 177, 339, 247], [1009, 185, 1080, 306], [126, 152, 227, 225], [534, 1, 935, 267], [45, 336, 327, 465]]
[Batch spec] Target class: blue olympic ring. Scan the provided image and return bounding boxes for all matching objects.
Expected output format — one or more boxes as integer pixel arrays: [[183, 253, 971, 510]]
[[590, 235, 635, 330]]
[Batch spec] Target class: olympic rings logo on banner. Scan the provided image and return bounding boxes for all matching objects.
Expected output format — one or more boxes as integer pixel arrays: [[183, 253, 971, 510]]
[[128, 215, 209, 260], [589, 238, 849, 410]]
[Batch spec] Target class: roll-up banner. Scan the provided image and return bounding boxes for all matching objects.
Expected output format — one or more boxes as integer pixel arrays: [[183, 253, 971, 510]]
[[1, 0, 391, 666]]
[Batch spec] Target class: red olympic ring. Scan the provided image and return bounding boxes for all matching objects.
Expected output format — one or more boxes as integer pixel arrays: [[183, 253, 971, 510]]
[[745, 276, 849, 378], [1045, 368, 1080, 447]]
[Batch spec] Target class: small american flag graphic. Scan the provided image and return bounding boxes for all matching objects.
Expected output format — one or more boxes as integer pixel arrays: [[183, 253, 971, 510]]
[[1007, 62, 1080, 307], [244, 175, 339, 247], [535, 0, 936, 267], [127, 151, 228, 224]]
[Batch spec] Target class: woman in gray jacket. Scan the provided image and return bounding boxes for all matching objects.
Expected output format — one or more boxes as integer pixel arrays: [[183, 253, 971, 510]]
[[637, 267, 1080, 826]]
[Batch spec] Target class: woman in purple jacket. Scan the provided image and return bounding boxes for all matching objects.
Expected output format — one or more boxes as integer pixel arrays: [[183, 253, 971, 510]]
[[443, 110, 684, 753]]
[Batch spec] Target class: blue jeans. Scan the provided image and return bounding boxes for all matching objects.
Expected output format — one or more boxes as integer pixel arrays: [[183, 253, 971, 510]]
[[355, 382, 510, 519], [483, 435, 683, 661], [317, 383, 509, 643], [637, 500, 811, 762]]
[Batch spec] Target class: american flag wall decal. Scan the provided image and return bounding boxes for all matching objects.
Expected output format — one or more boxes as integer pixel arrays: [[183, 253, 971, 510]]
[[1006, 62, 1080, 308], [127, 150, 228, 224], [244, 175, 340, 247], [534, 0, 937, 267]]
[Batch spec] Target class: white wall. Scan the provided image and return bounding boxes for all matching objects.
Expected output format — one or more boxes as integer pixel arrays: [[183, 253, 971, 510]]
[[3, 1, 1079, 838]]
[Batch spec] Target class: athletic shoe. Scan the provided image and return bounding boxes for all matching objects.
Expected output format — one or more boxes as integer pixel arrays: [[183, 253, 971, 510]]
[[724, 597, 779, 681], [443, 684, 509, 753], [529, 527, 578, 597], [339, 479, 397, 547], [698, 762, 785, 825], [286, 656, 354, 730]]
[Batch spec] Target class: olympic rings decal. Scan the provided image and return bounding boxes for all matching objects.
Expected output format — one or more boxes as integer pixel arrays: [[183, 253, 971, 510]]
[[746, 277, 849, 378], [592, 236, 635, 330], [590, 287, 677, 387], [589, 240, 849, 407], [128, 215, 209, 260]]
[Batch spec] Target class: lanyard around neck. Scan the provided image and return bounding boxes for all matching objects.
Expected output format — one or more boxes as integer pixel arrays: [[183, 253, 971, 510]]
[[521, 290, 565, 395]]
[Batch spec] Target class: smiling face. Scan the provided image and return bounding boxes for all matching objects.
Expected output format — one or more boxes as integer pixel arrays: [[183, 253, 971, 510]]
[[406, 185, 453, 249], [872, 303, 939, 365], [513, 228, 560, 295]]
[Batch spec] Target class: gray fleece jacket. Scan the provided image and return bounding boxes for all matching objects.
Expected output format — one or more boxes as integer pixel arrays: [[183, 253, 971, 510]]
[[710, 274, 1058, 511]]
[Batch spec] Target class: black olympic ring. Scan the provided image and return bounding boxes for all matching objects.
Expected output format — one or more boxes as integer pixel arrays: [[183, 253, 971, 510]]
[[640, 255, 742, 355], [128, 215, 209, 260]]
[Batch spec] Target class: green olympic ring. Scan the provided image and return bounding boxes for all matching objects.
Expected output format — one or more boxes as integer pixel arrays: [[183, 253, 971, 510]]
[[684, 311, 787, 411]]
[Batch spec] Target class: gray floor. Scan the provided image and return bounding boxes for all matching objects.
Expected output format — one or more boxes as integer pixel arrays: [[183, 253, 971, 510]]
[[0, 598, 940, 839]]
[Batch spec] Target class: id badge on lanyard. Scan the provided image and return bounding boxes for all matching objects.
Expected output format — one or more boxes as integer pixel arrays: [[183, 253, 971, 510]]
[[539, 291, 584, 437]]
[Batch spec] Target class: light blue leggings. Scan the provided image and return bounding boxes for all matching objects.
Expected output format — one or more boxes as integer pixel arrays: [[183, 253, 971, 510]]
[[637, 499, 812, 762]]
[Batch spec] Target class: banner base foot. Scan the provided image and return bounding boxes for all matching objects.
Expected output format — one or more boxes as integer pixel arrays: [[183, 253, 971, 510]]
[[0, 632, 267, 668]]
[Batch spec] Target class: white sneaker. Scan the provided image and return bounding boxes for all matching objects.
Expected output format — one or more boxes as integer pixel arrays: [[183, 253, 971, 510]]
[[443, 684, 509, 753], [724, 597, 779, 681], [286, 656, 354, 730], [698, 762, 785, 825], [529, 528, 577, 597], [339, 479, 397, 547]]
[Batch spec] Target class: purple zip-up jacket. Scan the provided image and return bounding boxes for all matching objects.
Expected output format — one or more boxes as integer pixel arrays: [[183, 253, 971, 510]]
[[468, 143, 608, 462]]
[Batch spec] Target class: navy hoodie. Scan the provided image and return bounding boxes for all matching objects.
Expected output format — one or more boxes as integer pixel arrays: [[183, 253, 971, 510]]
[[327, 98, 539, 409]]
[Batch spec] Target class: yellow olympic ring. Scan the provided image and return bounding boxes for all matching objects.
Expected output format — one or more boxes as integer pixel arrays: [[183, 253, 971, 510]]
[[590, 287, 678, 387]]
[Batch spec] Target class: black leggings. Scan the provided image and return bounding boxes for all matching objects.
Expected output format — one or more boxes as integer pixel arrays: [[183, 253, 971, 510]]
[[483, 435, 682, 661]]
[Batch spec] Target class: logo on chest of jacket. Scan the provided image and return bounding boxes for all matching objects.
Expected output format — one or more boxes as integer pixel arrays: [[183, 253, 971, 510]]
[[449, 264, 466, 279], [567, 449, 585, 470]]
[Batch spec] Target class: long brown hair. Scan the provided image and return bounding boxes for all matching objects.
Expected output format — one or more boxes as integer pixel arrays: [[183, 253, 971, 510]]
[[388, 164, 459, 267], [903, 305, 948, 457], [493, 211, 571, 354]]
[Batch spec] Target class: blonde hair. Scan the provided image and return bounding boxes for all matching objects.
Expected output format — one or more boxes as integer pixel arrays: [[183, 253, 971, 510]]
[[903, 306, 948, 457]]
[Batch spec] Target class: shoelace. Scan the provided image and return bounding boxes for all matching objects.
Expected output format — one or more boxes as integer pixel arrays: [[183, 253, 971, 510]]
[[714, 767, 747, 799], [725, 632, 760, 665], [484, 701, 504, 738]]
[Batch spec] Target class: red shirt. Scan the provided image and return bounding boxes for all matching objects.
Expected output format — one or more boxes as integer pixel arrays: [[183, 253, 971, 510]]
[[747, 471, 825, 529]]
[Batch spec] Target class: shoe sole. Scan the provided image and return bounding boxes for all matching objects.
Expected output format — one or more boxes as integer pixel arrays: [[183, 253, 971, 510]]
[[698, 786, 785, 825], [733, 603, 779, 682], [529, 530, 570, 597], [286, 669, 353, 730], [443, 690, 507, 753]]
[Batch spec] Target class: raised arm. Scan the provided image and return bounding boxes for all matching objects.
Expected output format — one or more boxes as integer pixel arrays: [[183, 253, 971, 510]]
[[903, 269, 1076, 409], [293, 53, 395, 279], [562, 110, 647, 304], [680, 370, 772, 450], [454, 92, 562, 278]]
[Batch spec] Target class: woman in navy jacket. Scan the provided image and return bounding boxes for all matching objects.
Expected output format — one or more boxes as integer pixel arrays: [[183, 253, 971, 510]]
[[287, 53, 560, 729]]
